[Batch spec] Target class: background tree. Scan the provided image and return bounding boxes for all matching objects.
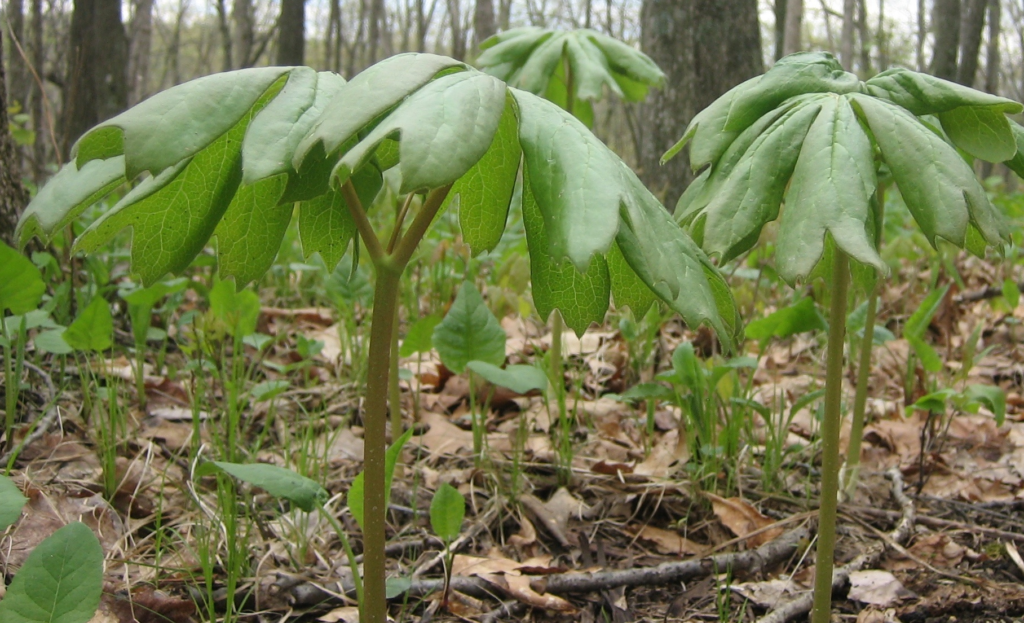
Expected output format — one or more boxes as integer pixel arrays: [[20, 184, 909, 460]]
[[931, 0, 960, 80], [277, 0, 306, 65], [128, 0, 154, 104], [638, 0, 762, 206], [957, 0, 988, 86], [473, 0, 496, 51], [783, 0, 803, 55], [62, 0, 128, 155], [0, 30, 28, 246]]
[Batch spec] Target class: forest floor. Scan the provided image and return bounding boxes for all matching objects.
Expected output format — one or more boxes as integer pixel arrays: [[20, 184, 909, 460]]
[[2, 223, 1024, 623]]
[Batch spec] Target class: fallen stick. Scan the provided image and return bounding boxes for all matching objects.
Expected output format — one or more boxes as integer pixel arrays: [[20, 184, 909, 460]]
[[757, 468, 915, 623]]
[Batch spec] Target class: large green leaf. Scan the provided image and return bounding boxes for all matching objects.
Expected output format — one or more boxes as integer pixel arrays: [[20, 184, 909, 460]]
[[75, 67, 292, 179], [0, 522, 103, 623], [513, 88, 625, 270], [0, 242, 45, 315], [448, 93, 521, 256], [938, 105, 1017, 163], [864, 67, 1022, 117], [333, 71, 506, 194], [195, 461, 328, 512], [432, 282, 507, 373], [851, 94, 1007, 249], [214, 175, 291, 286], [522, 166, 611, 335], [1006, 119, 1024, 178], [75, 78, 286, 285], [16, 157, 126, 248], [466, 361, 548, 394], [294, 54, 466, 167], [777, 95, 882, 282], [745, 297, 827, 343]]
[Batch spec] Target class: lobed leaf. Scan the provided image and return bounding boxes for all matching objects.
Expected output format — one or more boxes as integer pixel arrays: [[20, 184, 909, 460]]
[[938, 105, 1017, 163], [777, 95, 883, 282], [333, 71, 507, 194], [864, 68, 1022, 117]]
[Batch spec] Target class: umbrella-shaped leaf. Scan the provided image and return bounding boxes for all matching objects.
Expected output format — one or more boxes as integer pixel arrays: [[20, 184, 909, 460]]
[[777, 95, 882, 282], [432, 282, 506, 373], [1006, 119, 1024, 178], [863, 67, 1021, 117], [0, 522, 103, 623]]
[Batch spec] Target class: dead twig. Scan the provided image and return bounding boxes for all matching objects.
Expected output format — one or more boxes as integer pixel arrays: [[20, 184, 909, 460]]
[[757, 467, 915, 623]]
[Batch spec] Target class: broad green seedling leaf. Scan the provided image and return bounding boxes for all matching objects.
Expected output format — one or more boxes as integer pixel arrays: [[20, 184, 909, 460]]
[[347, 427, 414, 530], [964, 384, 1006, 426], [208, 278, 261, 338], [400, 314, 442, 357], [0, 522, 103, 623], [62, 297, 113, 352], [429, 482, 465, 542], [466, 361, 548, 395], [0, 474, 28, 531], [745, 297, 827, 343], [432, 282, 506, 374], [196, 461, 327, 512], [0, 242, 45, 315]]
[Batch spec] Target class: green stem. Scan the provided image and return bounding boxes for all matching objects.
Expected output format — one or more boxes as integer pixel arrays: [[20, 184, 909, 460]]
[[319, 504, 363, 605], [389, 305, 402, 439], [361, 261, 401, 623], [3, 319, 14, 443], [811, 248, 850, 623], [844, 187, 885, 495]]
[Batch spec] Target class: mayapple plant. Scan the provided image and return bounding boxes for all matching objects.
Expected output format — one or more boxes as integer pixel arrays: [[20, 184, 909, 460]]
[[17, 53, 740, 623], [666, 51, 1019, 622]]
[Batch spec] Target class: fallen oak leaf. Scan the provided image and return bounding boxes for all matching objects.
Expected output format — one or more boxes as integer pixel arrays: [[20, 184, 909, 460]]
[[706, 493, 783, 548], [633, 524, 704, 556], [451, 552, 577, 613]]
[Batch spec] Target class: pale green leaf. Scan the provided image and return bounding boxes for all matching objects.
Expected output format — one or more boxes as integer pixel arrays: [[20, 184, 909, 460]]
[[0, 474, 27, 531], [333, 71, 507, 194], [1003, 278, 1020, 309], [75, 67, 291, 179], [196, 461, 327, 512], [432, 282, 506, 373], [400, 314, 442, 357], [745, 297, 826, 342], [15, 157, 126, 247], [429, 482, 465, 542], [864, 68, 1022, 117], [62, 297, 112, 352], [964, 384, 1005, 426], [466, 361, 548, 394], [606, 240, 655, 320], [0, 522, 103, 623], [215, 175, 291, 286], [1005, 119, 1024, 179], [34, 328, 73, 355], [0, 242, 45, 315], [208, 279, 260, 337], [295, 54, 466, 167]]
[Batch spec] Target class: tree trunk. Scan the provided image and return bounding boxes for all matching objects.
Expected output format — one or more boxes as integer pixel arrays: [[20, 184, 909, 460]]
[[984, 0, 1000, 93], [841, 0, 856, 68], [8, 0, 29, 110], [931, 0, 961, 80], [783, 0, 803, 55], [858, 0, 872, 74], [774, 0, 786, 60], [277, 0, 305, 66], [0, 29, 29, 247], [473, 0, 495, 51], [369, 0, 384, 63], [233, 0, 255, 68], [956, 0, 988, 85], [128, 0, 153, 104], [639, 0, 762, 208], [215, 0, 232, 70], [917, 0, 927, 70], [30, 0, 45, 178], [447, 0, 466, 60], [326, 0, 343, 71], [876, 0, 889, 70], [63, 0, 128, 156], [498, 0, 511, 30]]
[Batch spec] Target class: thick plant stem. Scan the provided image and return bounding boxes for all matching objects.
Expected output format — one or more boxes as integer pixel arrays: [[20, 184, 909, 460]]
[[361, 261, 402, 623], [389, 305, 401, 439], [843, 188, 885, 496], [843, 280, 878, 495], [811, 249, 850, 623]]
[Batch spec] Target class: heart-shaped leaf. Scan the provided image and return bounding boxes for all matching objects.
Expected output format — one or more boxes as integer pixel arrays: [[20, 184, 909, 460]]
[[432, 282, 506, 374]]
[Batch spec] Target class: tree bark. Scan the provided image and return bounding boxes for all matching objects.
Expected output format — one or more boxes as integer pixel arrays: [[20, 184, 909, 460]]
[[876, 0, 889, 70], [369, 0, 384, 63], [956, 0, 988, 85], [859, 0, 872, 74], [917, 0, 927, 70], [774, 0, 786, 60], [841, 0, 856, 69], [326, 0, 343, 71], [984, 0, 1000, 93], [232, 0, 255, 68], [30, 0, 45, 178], [473, 0, 495, 51], [62, 0, 128, 156], [0, 29, 29, 247], [639, 0, 762, 208], [216, 0, 233, 71], [128, 0, 153, 104], [7, 0, 29, 110], [783, 0, 803, 55], [447, 0, 466, 60], [931, 0, 961, 80], [276, 0, 305, 66]]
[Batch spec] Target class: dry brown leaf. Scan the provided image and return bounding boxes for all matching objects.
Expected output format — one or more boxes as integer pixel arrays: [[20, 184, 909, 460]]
[[633, 525, 703, 556], [327, 427, 364, 463], [418, 412, 475, 457], [520, 488, 586, 547], [887, 533, 966, 570], [855, 608, 902, 623], [847, 570, 914, 607], [318, 606, 359, 623], [452, 552, 576, 613], [107, 587, 197, 623], [731, 578, 802, 608], [706, 493, 782, 547], [634, 429, 687, 478]]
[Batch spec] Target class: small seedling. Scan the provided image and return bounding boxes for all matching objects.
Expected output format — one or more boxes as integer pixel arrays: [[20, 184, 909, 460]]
[[429, 481, 466, 605]]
